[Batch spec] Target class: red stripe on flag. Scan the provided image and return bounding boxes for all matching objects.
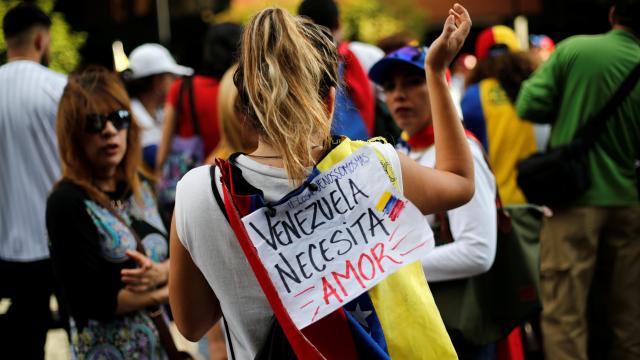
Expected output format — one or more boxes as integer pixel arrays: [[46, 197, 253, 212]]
[[222, 186, 325, 359], [219, 162, 359, 360]]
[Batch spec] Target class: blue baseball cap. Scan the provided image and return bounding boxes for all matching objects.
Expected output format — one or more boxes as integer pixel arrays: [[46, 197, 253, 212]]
[[368, 45, 428, 85]]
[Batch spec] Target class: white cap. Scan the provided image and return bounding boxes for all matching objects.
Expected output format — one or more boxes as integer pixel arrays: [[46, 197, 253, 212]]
[[128, 43, 193, 79], [348, 41, 385, 73]]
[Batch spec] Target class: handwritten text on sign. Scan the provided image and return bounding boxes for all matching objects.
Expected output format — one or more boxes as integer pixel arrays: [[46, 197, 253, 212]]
[[242, 146, 433, 329]]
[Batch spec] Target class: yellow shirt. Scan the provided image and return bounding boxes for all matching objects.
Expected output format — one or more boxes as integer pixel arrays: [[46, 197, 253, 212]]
[[474, 78, 537, 204]]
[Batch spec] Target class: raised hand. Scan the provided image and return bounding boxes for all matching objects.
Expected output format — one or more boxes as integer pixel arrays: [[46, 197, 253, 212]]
[[121, 250, 169, 293], [426, 3, 472, 73]]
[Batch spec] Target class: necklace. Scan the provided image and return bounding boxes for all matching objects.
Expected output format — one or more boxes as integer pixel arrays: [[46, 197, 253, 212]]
[[247, 145, 323, 159], [247, 153, 283, 159]]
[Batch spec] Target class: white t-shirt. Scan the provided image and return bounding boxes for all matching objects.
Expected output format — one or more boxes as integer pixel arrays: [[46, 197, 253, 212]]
[[131, 98, 163, 148], [175, 143, 401, 358], [398, 139, 498, 282], [0, 60, 66, 261]]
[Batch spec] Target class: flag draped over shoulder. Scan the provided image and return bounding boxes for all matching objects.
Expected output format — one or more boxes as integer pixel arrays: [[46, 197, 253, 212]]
[[214, 137, 457, 359]]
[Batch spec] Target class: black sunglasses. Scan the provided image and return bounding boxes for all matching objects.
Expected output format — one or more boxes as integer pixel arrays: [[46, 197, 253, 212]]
[[85, 109, 132, 134]]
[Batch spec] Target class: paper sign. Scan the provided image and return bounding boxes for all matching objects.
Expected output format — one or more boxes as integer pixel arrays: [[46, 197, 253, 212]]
[[242, 146, 433, 329]]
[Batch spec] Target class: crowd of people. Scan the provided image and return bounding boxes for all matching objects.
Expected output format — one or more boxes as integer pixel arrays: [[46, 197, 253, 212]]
[[0, 0, 638, 359]]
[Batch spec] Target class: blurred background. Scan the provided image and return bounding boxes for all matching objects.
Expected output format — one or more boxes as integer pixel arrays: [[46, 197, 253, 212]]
[[0, 0, 613, 74]]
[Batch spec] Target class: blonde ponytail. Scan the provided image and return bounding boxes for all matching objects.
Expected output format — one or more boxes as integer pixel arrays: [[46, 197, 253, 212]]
[[235, 7, 339, 184]]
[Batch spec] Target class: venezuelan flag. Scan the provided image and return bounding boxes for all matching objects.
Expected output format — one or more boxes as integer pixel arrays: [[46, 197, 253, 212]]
[[217, 138, 456, 359]]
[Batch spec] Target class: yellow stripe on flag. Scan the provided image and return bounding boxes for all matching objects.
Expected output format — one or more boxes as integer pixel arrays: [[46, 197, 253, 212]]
[[315, 137, 457, 359], [376, 192, 392, 212]]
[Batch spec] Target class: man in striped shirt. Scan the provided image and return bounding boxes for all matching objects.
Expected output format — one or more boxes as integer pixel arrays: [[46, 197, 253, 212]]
[[0, 4, 67, 358]]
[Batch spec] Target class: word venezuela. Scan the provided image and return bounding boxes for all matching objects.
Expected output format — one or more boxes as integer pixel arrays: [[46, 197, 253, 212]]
[[242, 146, 432, 329]]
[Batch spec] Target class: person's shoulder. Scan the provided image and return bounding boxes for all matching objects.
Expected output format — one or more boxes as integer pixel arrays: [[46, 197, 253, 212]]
[[364, 139, 399, 160], [176, 165, 215, 200], [174, 165, 222, 243], [180, 164, 212, 185], [0, 61, 64, 81], [363, 139, 404, 189], [466, 138, 495, 184], [41, 66, 67, 83], [34, 66, 67, 97], [47, 180, 87, 213], [554, 33, 609, 56], [466, 138, 487, 162], [26, 62, 67, 83]]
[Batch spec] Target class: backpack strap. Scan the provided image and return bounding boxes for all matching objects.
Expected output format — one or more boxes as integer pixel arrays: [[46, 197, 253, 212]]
[[172, 76, 188, 135], [573, 62, 640, 153], [208, 139, 401, 359], [172, 76, 202, 136], [207, 166, 237, 360], [186, 76, 202, 136], [209, 160, 325, 360]]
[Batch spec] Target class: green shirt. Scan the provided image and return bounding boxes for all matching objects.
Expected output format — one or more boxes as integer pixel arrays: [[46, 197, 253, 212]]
[[516, 29, 640, 206]]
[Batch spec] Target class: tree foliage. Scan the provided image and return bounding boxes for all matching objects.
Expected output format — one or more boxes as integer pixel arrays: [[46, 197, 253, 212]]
[[213, 0, 429, 45], [0, 0, 86, 73]]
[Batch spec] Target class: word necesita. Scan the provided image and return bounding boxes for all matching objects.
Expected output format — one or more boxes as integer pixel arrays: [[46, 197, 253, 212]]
[[247, 176, 397, 294]]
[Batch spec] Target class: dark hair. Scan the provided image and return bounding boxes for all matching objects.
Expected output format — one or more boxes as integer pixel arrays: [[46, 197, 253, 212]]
[[298, 0, 340, 32], [377, 32, 417, 54], [124, 75, 155, 98], [613, 0, 640, 35], [2, 3, 51, 39], [202, 22, 243, 79], [466, 52, 537, 103]]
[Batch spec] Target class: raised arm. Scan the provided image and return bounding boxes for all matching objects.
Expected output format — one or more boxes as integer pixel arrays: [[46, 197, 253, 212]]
[[401, 3, 475, 214]]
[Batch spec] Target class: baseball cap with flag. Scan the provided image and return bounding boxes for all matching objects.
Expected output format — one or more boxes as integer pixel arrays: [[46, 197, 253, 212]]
[[475, 25, 521, 60], [368, 45, 428, 85], [127, 43, 193, 80]]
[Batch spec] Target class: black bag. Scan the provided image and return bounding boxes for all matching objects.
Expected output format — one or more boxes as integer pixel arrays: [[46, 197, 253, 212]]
[[517, 63, 640, 208], [253, 317, 296, 360]]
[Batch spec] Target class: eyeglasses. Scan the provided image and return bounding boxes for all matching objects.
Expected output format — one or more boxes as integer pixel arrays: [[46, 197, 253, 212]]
[[85, 109, 132, 134]]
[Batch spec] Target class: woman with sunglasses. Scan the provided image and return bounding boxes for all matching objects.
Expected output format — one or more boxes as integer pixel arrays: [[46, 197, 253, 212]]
[[46, 66, 171, 358]]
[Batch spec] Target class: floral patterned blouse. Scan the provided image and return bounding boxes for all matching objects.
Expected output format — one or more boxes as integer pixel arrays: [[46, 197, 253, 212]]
[[47, 180, 169, 360]]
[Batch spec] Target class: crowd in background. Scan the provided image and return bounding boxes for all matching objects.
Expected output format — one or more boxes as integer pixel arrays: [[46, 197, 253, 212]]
[[0, 0, 638, 359]]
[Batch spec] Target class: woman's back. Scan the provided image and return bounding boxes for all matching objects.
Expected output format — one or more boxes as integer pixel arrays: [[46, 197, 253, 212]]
[[170, 5, 476, 359], [175, 142, 402, 358]]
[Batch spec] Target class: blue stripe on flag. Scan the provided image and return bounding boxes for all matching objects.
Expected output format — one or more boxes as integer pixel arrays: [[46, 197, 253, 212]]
[[343, 293, 390, 359]]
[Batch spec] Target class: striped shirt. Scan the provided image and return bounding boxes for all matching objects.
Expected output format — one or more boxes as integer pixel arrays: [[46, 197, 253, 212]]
[[0, 60, 67, 262]]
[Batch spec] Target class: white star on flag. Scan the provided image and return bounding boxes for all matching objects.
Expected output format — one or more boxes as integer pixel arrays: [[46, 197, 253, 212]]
[[350, 303, 373, 329]]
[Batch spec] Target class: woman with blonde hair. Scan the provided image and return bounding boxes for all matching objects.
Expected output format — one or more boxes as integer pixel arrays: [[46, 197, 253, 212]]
[[206, 64, 258, 162], [170, 5, 474, 359], [46, 67, 174, 358]]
